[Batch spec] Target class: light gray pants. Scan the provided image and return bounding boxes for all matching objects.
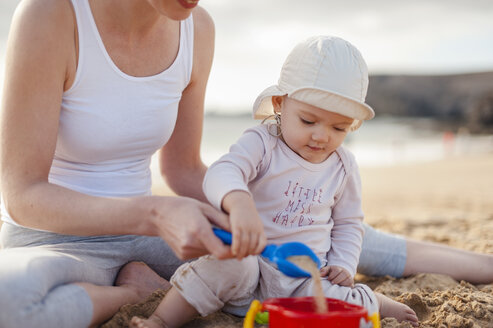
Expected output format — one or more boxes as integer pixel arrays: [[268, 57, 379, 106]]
[[0, 223, 184, 328], [358, 223, 407, 277], [0, 222, 406, 328]]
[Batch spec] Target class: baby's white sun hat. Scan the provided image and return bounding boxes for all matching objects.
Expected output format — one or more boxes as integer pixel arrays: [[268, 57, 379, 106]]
[[253, 35, 375, 130]]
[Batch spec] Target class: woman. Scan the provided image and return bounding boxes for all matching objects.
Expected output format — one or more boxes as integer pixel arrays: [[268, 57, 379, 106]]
[[0, 0, 230, 327], [0, 1, 491, 327]]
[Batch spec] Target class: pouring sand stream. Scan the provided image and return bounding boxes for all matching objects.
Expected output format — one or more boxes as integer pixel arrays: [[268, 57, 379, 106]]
[[287, 255, 328, 314]]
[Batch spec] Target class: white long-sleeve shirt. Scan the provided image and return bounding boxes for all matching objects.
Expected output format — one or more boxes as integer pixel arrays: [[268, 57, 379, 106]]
[[203, 124, 364, 276]]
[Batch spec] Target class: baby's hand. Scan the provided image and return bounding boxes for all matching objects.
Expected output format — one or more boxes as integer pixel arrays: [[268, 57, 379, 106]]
[[230, 210, 266, 260], [320, 265, 354, 287], [222, 191, 267, 260]]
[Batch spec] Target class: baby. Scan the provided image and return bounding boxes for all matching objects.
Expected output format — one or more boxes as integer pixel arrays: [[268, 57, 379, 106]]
[[131, 36, 418, 328]]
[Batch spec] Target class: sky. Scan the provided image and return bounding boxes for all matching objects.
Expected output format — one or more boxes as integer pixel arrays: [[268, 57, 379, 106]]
[[1, 0, 493, 113]]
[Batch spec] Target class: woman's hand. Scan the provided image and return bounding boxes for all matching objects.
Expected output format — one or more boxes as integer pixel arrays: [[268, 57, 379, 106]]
[[320, 265, 354, 287], [147, 196, 233, 260], [222, 191, 267, 260]]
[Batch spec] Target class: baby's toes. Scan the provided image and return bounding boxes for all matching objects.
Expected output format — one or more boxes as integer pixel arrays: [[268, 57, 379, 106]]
[[405, 310, 419, 326], [130, 316, 147, 328]]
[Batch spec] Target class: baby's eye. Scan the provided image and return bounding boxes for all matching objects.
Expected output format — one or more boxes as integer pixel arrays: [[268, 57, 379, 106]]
[[300, 118, 314, 125], [334, 127, 347, 132]]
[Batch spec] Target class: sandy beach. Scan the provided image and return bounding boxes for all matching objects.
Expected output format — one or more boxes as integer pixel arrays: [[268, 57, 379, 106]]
[[103, 153, 493, 327]]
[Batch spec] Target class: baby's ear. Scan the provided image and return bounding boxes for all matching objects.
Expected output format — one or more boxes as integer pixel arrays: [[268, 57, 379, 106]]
[[271, 96, 284, 113]]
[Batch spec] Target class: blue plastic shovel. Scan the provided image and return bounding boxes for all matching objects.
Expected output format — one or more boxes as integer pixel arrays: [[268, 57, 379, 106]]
[[212, 227, 321, 278]]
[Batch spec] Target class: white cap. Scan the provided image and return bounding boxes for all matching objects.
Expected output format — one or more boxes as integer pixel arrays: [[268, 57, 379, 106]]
[[253, 36, 374, 130]]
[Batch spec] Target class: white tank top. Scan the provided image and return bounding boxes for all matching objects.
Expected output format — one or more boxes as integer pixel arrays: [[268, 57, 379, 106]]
[[1, 0, 194, 224]]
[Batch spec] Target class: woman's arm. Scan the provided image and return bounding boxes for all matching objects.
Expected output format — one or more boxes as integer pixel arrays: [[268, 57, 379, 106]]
[[0, 0, 156, 236], [0, 0, 115, 234], [0, 1, 230, 259], [159, 7, 214, 203]]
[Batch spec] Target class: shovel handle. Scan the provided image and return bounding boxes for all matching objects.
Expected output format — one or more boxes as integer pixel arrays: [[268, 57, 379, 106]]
[[212, 227, 232, 245], [213, 228, 277, 261]]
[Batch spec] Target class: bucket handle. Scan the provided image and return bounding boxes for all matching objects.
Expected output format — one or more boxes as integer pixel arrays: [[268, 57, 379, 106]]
[[366, 312, 381, 328], [243, 299, 262, 328]]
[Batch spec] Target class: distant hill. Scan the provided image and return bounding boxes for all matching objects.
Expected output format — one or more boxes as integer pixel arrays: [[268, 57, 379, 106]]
[[366, 71, 493, 133]]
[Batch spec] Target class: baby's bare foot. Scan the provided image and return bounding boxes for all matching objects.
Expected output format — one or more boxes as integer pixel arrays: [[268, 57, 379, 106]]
[[376, 293, 419, 327], [130, 315, 168, 328], [115, 262, 171, 301]]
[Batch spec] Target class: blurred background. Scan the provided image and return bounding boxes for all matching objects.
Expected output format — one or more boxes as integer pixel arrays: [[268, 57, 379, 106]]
[[1, 0, 493, 168], [2, 5, 492, 325]]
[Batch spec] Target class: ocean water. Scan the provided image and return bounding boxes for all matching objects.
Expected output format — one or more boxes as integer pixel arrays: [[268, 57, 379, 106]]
[[197, 114, 493, 167], [149, 114, 493, 180]]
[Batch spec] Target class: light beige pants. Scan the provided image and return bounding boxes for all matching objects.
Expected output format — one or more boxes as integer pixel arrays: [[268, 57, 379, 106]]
[[170, 255, 379, 317]]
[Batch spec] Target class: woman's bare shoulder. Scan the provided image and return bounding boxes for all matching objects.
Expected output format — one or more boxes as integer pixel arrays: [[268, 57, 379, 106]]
[[192, 6, 215, 35], [11, 0, 75, 33], [192, 6, 215, 51], [187, 6, 215, 82], [8, 0, 77, 87]]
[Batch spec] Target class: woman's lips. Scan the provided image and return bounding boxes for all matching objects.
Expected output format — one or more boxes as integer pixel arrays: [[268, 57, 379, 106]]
[[177, 0, 199, 9]]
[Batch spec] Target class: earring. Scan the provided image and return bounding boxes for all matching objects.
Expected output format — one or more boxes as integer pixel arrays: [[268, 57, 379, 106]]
[[262, 113, 282, 137]]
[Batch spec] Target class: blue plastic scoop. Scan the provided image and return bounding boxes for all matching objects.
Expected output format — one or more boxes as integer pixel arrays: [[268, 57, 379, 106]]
[[212, 227, 321, 278]]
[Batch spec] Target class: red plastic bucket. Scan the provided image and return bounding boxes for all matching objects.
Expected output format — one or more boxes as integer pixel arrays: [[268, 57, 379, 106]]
[[258, 297, 378, 328]]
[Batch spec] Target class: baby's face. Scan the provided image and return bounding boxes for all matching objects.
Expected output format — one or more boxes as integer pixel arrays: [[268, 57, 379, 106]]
[[277, 97, 354, 164]]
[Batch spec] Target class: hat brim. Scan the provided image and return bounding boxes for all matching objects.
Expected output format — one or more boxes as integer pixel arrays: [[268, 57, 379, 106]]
[[253, 85, 374, 131]]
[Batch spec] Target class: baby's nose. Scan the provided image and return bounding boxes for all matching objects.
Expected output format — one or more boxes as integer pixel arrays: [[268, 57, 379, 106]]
[[312, 127, 330, 142]]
